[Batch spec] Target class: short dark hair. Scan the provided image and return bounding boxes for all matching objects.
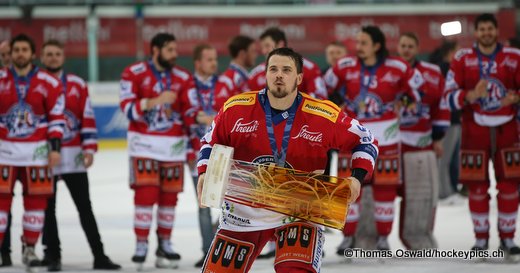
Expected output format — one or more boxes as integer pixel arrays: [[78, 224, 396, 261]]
[[474, 13, 497, 30], [400, 32, 419, 46], [193, 43, 214, 61], [260, 27, 287, 46], [228, 35, 254, 59], [265, 47, 303, 74], [42, 39, 64, 50], [10, 33, 36, 54], [361, 25, 389, 60], [150, 33, 176, 52]]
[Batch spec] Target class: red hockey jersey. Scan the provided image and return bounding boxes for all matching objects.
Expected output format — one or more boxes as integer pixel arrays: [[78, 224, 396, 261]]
[[324, 56, 422, 147], [53, 73, 98, 174], [119, 61, 196, 162], [248, 58, 328, 100], [400, 61, 450, 149], [187, 73, 233, 158], [215, 63, 250, 97], [198, 90, 378, 231], [445, 44, 520, 127], [0, 66, 65, 166]]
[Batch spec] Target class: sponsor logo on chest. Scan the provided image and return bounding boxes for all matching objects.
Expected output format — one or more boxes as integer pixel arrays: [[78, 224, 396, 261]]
[[292, 125, 323, 143], [231, 118, 259, 133]]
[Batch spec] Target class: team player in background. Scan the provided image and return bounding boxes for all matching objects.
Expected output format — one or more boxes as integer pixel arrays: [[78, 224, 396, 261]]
[[249, 27, 328, 100], [325, 25, 422, 252], [197, 47, 375, 273], [0, 34, 65, 271], [216, 35, 257, 96], [187, 43, 223, 268], [0, 41, 10, 68], [444, 13, 520, 260], [40, 39, 121, 272], [396, 32, 450, 249], [119, 32, 198, 269], [0, 39, 12, 268], [322, 41, 348, 75]]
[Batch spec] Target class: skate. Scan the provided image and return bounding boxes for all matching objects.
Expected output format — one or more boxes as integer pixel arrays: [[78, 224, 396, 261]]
[[500, 238, 520, 263], [375, 236, 390, 264], [155, 239, 181, 269], [470, 238, 489, 251], [337, 236, 355, 263], [376, 236, 390, 251], [22, 245, 41, 273], [336, 236, 355, 256], [131, 241, 148, 271], [470, 238, 488, 263]]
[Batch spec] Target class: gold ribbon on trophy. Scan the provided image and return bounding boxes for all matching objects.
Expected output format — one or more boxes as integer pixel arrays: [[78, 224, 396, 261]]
[[201, 144, 355, 230]]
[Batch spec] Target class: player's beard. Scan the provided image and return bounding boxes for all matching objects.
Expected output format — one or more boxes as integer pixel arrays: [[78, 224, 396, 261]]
[[12, 57, 31, 70], [478, 35, 497, 49], [158, 52, 175, 71], [267, 78, 298, 99], [45, 65, 62, 73]]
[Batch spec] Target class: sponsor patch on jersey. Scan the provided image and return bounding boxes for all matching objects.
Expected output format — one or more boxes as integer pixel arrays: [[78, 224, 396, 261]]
[[223, 93, 256, 112], [301, 99, 339, 123]]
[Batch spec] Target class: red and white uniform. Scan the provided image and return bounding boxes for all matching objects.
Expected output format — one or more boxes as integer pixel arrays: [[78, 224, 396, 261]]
[[324, 56, 422, 238], [248, 58, 328, 99], [198, 91, 378, 231], [216, 63, 250, 97], [0, 66, 64, 246], [446, 45, 520, 126], [324, 56, 422, 148], [119, 61, 196, 162], [0, 67, 65, 166], [187, 73, 233, 158], [53, 73, 97, 175], [400, 61, 450, 151], [445, 44, 520, 240]]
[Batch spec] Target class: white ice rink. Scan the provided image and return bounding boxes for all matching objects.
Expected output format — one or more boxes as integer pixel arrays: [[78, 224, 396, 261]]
[[2, 149, 520, 273]]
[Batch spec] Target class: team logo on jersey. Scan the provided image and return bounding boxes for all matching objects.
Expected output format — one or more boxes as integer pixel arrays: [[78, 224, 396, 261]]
[[62, 110, 80, 143], [143, 106, 175, 132], [479, 77, 507, 112], [353, 93, 384, 119], [5, 103, 38, 138], [399, 102, 430, 127]]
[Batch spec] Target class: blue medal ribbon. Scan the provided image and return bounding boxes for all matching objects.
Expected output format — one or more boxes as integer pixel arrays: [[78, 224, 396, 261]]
[[194, 75, 218, 114], [148, 60, 172, 92], [475, 43, 502, 78], [10, 66, 39, 104], [359, 59, 382, 101], [60, 72, 67, 95], [260, 91, 302, 167], [229, 63, 249, 86]]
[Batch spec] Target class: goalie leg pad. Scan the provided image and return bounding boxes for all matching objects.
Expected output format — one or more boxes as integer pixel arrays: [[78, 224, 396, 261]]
[[354, 185, 377, 249], [400, 151, 439, 249]]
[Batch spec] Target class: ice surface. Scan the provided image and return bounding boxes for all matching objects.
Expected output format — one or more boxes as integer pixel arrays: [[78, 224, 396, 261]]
[[1, 150, 519, 273]]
